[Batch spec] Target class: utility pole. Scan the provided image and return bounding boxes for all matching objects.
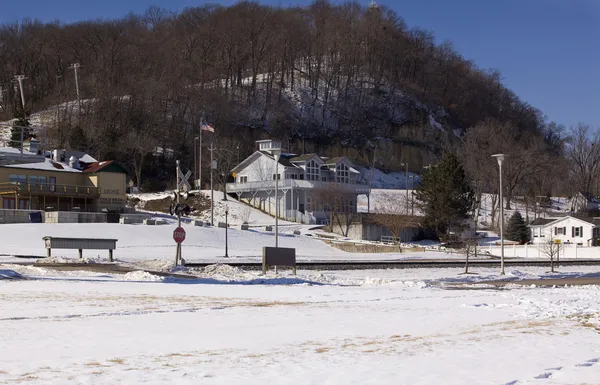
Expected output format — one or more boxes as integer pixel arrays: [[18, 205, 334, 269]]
[[175, 160, 182, 266], [14, 75, 27, 156], [410, 175, 415, 216], [198, 117, 203, 190], [208, 142, 216, 226], [14, 75, 26, 110], [68, 63, 82, 123]]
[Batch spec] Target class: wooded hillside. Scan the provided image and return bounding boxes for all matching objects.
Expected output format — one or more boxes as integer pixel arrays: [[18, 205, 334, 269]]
[[0, 1, 569, 193]]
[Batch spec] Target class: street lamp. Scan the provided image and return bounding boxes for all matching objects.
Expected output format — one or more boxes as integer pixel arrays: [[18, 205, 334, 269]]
[[400, 162, 409, 214], [224, 204, 229, 258], [272, 148, 282, 248], [492, 153, 506, 275]]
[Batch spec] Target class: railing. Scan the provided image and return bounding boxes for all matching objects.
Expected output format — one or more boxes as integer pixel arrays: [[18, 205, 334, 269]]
[[0, 182, 99, 197], [227, 179, 370, 194]]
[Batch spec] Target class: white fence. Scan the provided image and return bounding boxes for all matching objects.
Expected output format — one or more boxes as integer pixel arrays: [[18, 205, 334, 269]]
[[485, 244, 600, 259]]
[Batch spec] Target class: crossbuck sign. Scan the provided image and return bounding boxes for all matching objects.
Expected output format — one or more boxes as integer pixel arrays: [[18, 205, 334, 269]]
[[177, 169, 192, 192]]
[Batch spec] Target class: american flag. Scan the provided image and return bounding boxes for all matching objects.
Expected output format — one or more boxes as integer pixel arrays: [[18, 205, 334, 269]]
[[201, 122, 215, 133]]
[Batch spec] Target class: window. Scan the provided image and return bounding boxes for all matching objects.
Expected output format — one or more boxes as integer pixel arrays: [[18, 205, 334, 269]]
[[306, 160, 320, 181], [572, 226, 583, 238], [272, 174, 281, 180], [556, 227, 565, 235], [306, 197, 312, 211], [336, 163, 349, 183], [239, 176, 248, 183], [9, 174, 26, 184], [29, 176, 47, 186], [3, 198, 15, 209]]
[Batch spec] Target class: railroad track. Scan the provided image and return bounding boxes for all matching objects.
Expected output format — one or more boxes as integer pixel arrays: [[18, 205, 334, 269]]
[[8, 258, 600, 272]]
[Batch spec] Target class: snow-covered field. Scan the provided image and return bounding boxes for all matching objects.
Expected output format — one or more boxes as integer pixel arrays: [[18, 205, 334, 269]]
[[0, 222, 458, 264], [1, 264, 600, 384]]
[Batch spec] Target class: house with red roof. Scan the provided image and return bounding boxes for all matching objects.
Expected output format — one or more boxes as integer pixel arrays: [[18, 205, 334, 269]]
[[0, 151, 127, 212]]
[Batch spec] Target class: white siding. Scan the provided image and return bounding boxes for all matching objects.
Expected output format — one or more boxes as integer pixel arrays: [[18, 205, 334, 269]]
[[236, 153, 278, 183], [533, 217, 594, 245]]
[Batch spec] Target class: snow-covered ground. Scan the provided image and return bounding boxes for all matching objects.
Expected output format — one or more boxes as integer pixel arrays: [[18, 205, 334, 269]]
[[1, 264, 600, 384], [0, 222, 457, 264], [131, 190, 290, 227]]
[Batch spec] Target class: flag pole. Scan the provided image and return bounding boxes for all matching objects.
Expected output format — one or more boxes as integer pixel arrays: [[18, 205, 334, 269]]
[[199, 117, 203, 190]]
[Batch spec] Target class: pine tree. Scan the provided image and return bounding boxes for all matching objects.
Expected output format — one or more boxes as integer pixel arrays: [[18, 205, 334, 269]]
[[9, 106, 32, 149], [414, 152, 475, 240], [506, 211, 530, 244]]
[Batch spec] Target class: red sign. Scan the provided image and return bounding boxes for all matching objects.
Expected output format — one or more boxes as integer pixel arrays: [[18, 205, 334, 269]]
[[173, 227, 186, 244]]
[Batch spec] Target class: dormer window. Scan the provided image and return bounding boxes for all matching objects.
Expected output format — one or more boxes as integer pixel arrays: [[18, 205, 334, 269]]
[[336, 163, 349, 183], [306, 160, 320, 181]]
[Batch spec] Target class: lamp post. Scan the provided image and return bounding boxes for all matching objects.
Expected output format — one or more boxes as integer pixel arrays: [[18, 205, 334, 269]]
[[224, 205, 229, 258], [492, 154, 506, 275], [400, 162, 409, 214], [272, 148, 282, 248]]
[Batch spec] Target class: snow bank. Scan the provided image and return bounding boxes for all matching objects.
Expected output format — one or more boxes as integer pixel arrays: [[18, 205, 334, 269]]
[[121, 271, 164, 282], [40, 256, 106, 264]]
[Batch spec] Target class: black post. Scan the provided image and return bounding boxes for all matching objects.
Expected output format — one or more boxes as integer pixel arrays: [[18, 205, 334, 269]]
[[225, 209, 229, 258]]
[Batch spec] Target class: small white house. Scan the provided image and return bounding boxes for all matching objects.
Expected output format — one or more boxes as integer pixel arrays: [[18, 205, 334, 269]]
[[529, 215, 600, 246]]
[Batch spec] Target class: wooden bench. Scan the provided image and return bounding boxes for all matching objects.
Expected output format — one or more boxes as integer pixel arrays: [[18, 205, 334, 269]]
[[43, 237, 118, 262]]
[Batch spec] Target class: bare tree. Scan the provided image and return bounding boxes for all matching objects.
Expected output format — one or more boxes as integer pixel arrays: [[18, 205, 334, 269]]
[[312, 182, 360, 237], [372, 191, 417, 250], [540, 237, 562, 273], [566, 123, 600, 195]]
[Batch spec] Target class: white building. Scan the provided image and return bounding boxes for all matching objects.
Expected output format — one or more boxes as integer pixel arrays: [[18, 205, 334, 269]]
[[226, 139, 370, 224], [529, 215, 600, 246], [570, 191, 600, 213]]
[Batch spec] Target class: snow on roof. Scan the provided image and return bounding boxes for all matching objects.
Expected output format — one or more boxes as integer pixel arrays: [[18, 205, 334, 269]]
[[0, 147, 37, 156], [79, 154, 98, 163], [4, 159, 81, 173]]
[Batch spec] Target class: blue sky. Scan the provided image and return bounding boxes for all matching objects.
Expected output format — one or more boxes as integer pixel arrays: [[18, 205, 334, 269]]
[[2, 0, 599, 127]]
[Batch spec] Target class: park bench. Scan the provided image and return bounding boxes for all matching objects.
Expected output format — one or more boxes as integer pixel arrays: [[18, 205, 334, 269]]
[[43, 236, 118, 262]]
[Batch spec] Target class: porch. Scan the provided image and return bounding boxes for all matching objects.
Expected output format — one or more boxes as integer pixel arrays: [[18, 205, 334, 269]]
[[0, 182, 99, 212]]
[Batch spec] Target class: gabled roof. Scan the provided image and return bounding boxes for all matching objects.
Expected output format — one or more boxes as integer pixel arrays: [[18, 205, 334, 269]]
[[231, 152, 263, 174], [230, 151, 302, 174], [578, 191, 600, 204], [290, 153, 323, 163], [530, 215, 596, 228], [529, 218, 555, 226], [4, 159, 81, 173]]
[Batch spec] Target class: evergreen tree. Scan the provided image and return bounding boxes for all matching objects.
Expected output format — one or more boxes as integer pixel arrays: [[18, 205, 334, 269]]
[[506, 211, 530, 244], [415, 152, 475, 240], [9, 106, 32, 149]]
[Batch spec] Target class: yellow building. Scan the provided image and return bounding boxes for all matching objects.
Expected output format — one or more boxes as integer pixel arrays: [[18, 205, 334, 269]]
[[0, 158, 127, 212]]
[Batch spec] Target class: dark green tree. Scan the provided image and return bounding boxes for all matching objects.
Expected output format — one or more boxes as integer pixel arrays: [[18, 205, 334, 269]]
[[415, 152, 475, 241], [9, 106, 32, 149], [506, 211, 530, 244]]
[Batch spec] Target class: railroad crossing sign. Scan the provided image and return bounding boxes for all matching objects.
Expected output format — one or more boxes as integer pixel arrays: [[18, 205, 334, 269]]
[[173, 227, 186, 244], [177, 169, 192, 192]]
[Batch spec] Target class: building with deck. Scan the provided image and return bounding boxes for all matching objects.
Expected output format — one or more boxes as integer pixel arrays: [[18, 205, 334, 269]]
[[226, 139, 370, 224], [0, 149, 127, 212]]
